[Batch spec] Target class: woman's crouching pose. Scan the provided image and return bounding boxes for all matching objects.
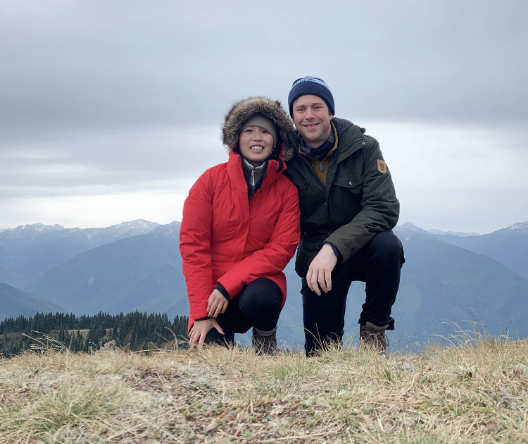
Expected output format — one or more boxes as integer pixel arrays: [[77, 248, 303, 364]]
[[179, 97, 300, 354]]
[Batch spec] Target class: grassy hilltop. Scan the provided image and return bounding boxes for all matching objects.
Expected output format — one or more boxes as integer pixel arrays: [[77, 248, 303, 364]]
[[1, 336, 528, 443]]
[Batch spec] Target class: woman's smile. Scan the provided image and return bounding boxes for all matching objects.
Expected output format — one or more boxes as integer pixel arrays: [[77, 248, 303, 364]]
[[239, 125, 274, 166]]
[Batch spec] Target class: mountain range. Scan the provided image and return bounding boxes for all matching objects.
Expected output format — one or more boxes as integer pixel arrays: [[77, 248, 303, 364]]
[[0, 220, 159, 287], [25, 222, 185, 316], [389, 224, 528, 347], [1, 219, 528, 349], [431, 222, 528, 281]]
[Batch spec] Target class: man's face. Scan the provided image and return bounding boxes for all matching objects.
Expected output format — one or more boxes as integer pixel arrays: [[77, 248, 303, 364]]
[[292, 94, 334, 148]]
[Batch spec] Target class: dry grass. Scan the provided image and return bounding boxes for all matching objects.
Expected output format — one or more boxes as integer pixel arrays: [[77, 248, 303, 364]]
[[1, 335, 528, 443]]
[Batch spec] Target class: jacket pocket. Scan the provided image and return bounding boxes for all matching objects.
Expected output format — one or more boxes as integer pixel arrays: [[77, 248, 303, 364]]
[[332, 174, 364, 190], [329, 175, 364, 225]]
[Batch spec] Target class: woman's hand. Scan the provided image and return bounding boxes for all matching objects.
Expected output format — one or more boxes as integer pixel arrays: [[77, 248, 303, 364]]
[[189, 319, 224, 350], [207, 289, 229, 318]]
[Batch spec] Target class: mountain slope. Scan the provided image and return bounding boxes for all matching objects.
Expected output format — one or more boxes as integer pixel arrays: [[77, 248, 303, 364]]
[[0, 283, 65, 321], [0, 266, 26, 290], [390, 226, 528, 346], [27, 222, 183, 315], [136, 292, 189, 320], [430, 221, 528, 281]]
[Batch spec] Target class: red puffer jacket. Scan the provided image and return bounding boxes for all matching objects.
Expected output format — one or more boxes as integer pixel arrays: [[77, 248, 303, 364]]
[[180, 151, 300, 330]]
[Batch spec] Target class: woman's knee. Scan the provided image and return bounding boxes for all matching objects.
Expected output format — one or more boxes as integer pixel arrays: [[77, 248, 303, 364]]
[[238, 278, 282, 326]]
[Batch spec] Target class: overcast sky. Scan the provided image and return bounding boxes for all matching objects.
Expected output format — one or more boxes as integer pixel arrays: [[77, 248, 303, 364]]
[[1, 0, 527, 234]]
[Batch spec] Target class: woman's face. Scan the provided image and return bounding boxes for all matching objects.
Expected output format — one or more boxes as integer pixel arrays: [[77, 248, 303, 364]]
[[238, 125, 274, 167]]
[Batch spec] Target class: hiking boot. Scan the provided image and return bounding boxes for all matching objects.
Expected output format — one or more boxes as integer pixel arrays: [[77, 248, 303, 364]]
[[252, 327, 277, 355], [360, 322, 389, 353]]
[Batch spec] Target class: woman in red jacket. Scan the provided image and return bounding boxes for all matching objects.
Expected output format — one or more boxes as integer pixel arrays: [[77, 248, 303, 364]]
[[179, 97, 300, 353]]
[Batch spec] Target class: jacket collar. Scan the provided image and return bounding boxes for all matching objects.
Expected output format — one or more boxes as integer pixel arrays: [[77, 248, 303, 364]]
[[227, 151, 282, 191], [284, 117, 366, 162]]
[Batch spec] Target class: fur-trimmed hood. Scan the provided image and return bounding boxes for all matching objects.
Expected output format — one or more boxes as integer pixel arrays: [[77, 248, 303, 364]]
[[222, 97, 294, 152]]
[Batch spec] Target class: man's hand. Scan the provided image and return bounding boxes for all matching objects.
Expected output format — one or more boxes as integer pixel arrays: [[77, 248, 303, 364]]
[[189, 318, 224, 350], [306, 244, 338, 296], [207, 289, 229, 318]]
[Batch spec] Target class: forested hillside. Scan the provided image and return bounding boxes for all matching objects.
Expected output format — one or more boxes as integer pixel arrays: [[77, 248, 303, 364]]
[[0, 311, 188, 356]]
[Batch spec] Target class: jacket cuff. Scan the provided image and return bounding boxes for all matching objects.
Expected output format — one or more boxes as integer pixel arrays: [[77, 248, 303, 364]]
[[215, 283, 231, 301], [324, 242, 342, 261]]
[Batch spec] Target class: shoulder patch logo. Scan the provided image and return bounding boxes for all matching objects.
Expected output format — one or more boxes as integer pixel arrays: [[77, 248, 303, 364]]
[[377, 159, 387, 174]]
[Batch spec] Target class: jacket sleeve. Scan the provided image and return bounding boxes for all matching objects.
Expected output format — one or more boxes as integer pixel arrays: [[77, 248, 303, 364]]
[[325, 139, 399, 262], [217, 183, 301, 298], [179, 171, 215, 321]]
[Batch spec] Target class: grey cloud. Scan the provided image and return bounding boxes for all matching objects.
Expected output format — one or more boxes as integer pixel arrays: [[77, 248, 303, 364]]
[[1, 0, 528, 231], [0, 125, 227, 200], [1, 0, 527, 141]]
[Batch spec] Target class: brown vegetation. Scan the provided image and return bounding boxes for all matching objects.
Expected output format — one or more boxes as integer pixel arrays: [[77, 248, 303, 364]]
[[1, 336, 528, 443]]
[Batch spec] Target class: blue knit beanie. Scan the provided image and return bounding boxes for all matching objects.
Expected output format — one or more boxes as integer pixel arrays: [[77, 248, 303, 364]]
[[288, 76, 335, 117]]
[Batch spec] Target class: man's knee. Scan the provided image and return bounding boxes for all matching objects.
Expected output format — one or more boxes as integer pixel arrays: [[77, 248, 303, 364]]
[[367, 231, 405, 268]]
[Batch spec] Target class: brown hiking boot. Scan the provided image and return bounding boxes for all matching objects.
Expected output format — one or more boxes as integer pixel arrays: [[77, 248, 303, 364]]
[[252, 327, 278, 355], [360, 322, 389, 353]]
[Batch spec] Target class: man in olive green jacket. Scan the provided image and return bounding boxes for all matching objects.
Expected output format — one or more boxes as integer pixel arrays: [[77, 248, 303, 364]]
[[283, 77, 405, 355]]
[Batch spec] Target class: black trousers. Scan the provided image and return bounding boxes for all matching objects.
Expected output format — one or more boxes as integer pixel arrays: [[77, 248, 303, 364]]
[[205, 278, 283, 346], [302, 230, 405, 356]]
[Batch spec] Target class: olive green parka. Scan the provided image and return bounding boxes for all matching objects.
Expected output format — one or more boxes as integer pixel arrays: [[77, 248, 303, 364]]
[[283, 117, 399, 277]]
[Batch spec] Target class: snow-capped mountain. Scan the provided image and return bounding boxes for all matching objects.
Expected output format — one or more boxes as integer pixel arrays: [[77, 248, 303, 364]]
[[0, 223, 65, 240], [427, 228, 480, 237], [395, 222, 431, 236], [0, 220, 160, 286], [83, 219, 160, 247], [507, 221, 528, 232]]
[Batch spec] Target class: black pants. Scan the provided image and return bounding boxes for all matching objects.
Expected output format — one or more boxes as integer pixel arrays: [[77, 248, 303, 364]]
[[205, 278, 283, 346], [302, 230, 405, 356]]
